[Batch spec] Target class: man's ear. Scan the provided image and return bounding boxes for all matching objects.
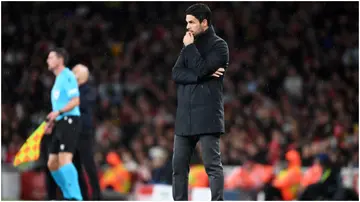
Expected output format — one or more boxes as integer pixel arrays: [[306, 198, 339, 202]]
[[201, 19, 208, 27]]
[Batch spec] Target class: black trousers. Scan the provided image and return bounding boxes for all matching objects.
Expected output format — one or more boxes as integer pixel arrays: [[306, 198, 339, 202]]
[[41, 131, 101, 200], [75, 131, 102, 200], [172, 133, 224, 201]]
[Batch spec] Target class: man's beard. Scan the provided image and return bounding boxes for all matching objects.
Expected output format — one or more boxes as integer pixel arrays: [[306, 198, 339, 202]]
[[194, 27, 206, 38]]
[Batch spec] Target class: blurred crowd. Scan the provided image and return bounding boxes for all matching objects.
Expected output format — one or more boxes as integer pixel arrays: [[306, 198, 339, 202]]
[[2, 2, 359, 186]]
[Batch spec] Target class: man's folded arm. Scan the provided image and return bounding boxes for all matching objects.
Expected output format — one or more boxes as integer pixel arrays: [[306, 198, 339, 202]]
[[182, 40, 229, 77], [171, 50, 200, 84]]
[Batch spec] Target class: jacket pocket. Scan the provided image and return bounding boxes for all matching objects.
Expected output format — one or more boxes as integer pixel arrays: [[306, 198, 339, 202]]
[[190, 84, 212, 107]]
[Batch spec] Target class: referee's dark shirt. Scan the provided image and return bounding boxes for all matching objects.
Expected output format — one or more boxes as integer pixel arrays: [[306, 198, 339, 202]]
[[79, 83, 96, 132]]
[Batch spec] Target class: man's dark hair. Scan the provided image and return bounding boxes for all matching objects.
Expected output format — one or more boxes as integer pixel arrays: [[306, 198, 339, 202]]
[[50, 47, 69, 65], [185, 3, 212, 26]]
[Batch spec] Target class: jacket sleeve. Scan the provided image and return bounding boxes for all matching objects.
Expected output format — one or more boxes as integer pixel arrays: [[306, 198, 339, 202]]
[[182, 39, 229, 78], [172, 49, 200, 84]]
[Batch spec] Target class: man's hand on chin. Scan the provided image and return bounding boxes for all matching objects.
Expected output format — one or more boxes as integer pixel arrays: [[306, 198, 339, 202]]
[[183, 31, 194, 46]]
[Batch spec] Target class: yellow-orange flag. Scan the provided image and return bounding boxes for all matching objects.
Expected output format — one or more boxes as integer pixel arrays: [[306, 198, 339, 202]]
[[13, 121, 47, 167]]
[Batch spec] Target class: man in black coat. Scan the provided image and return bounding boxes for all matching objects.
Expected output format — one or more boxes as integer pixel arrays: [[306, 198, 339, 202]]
[[72, 64, 102, 200], [171, 3, 229, 201]]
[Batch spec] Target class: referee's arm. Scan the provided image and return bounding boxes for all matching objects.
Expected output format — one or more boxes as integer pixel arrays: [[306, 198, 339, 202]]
[[182, 40, 229, 78], [59, 97, 80, 113], [47, 97, 80, 122], [59, 79, 81, 113], [47, 79, 80, 122], [45, 97, 80, 133]]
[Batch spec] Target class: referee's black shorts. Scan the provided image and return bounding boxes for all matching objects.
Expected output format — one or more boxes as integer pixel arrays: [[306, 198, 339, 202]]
[[49, 116, 81, 154]]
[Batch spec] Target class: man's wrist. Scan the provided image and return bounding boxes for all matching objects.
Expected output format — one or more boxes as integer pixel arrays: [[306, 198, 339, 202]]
[[183, 43, 196, 55], [184, 42, 193, 47], [58, 110, 64, 116]]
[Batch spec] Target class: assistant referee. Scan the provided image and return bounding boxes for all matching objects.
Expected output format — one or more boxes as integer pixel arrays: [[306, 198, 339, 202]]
[[45, 48, 83, 200]]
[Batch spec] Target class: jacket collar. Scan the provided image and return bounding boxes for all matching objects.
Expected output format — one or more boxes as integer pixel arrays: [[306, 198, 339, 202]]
[[195, 25, 215, 41], [79, 82, 89, 90]]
